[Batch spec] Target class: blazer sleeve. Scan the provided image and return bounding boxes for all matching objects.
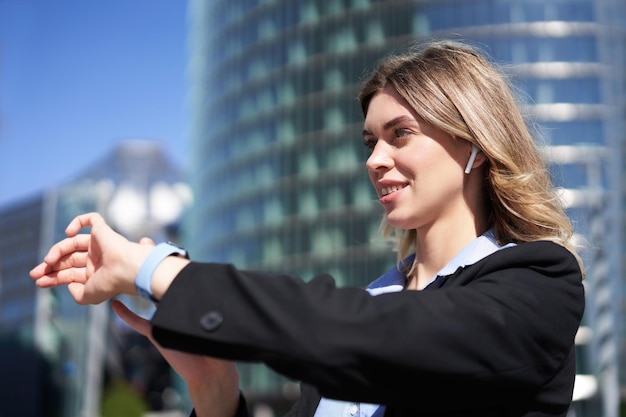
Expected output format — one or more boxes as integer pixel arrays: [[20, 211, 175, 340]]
[[151, 241, 584, 412]]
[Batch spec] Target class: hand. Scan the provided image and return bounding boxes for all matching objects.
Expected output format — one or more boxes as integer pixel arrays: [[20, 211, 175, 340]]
[[29, 212, 152, 305], [112, 300, 241, 417]]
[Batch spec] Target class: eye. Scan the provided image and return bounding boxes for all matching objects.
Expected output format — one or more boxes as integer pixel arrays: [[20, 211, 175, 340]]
[[391, 129, 411, 145], [363, 138, 377, 152], [395, 129, 410, 138]]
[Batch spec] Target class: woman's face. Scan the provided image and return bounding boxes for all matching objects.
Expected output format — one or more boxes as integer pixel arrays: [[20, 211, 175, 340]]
[[363, 86, 473, 231]]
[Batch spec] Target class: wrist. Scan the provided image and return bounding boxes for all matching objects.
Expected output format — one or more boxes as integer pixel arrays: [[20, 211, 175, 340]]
[[150, 256, 191, 300], [135, 242, 189, 302], [126, 244, 155, 295], [187, 361, 240, 417]]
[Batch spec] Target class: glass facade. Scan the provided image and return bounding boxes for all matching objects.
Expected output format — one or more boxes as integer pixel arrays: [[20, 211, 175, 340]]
[[187, 0, 625, 414], [0, 195, 55, 417], [186, 0, 407, 281], [0, 196, 43, 335]]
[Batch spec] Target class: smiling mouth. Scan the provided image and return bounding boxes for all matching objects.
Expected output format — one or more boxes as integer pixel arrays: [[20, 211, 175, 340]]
[[380, 185, 407, 196]]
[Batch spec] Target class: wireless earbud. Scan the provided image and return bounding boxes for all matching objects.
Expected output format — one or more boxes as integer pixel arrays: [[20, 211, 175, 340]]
[[464, 144, 480, 174]]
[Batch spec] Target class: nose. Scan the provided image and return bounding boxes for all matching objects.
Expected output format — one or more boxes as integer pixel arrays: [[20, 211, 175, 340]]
[[366, 141, 394, 172]]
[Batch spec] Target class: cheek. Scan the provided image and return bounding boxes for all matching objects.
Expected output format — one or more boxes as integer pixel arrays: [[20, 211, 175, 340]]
[[404, 152, 463, 187], [397, 153, 428, 178]]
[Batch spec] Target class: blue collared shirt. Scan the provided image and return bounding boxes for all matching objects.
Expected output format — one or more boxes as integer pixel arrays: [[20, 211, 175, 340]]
[[313, 230, 516, 417]]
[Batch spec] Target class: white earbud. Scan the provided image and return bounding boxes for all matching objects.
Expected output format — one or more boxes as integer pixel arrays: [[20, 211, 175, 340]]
[[464, 144, 480, 174]]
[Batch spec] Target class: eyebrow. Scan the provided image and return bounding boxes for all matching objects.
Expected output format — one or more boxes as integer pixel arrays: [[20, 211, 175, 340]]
[[362, 116, 418, 138]]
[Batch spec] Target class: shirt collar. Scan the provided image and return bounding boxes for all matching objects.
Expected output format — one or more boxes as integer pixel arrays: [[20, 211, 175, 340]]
[[366, 229, 516, 294], [436, 229, 516, 276]]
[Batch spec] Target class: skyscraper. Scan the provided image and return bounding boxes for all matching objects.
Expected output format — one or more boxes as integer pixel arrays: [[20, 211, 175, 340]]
[[0, 194, 55, 417], [186, 1, 625, 414]]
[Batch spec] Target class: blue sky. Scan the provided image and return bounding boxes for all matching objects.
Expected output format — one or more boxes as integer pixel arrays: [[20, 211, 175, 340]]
[[0, 0, 189, 207]]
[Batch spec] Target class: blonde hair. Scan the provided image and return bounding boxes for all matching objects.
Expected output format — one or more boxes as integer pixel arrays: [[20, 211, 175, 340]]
[[359, 40, 583, 274]]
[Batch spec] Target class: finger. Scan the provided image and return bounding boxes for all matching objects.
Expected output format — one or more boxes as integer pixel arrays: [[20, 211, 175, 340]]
[[68, 282, 111, 305], [111, 300, 152, 338], [67, 282, 88, 305], [43, 251, 90, 275], [65, 212, 107, 236], [32, 249, 89, 281], [139, 237, 155, 246], [34, 267, 88, 288], [43, 235, 91, 265], [30, 262, 51, 280]]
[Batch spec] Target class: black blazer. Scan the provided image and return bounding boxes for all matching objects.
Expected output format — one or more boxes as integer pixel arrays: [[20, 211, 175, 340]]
[[153, 241, 585, 417]]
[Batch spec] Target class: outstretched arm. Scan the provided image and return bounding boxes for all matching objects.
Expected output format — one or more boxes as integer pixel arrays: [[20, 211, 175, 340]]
[[30, 212, 242, 417]]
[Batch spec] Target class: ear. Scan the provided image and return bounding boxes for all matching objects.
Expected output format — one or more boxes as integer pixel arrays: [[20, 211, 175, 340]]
[[464, 144, 487, 174]]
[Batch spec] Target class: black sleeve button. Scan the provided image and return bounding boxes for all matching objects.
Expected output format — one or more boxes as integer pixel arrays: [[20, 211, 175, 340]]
[[199, 311, 224, 332]]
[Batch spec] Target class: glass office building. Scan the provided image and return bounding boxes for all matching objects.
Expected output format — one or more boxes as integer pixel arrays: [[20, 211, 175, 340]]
[[0, 195, 55, 417], [186, 0, 625, 414]]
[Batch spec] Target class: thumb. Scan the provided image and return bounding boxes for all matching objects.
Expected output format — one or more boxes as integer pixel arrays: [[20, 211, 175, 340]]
[[67, 282, 88, 305], [68, 281, 110, 306], [111, 299, 153, 338]]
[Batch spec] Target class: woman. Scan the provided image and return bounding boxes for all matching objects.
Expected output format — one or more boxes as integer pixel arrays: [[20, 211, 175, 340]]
[[31, 41, 585, 417]]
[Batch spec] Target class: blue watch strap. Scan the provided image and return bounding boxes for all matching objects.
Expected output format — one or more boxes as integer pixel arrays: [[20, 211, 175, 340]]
[[135, 241, 189, 302]]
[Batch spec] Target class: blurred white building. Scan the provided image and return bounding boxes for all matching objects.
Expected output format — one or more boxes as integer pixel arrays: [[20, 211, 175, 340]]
[[0, 139, 191, 417]]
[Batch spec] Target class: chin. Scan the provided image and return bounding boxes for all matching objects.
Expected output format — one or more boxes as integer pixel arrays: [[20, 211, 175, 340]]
[[384, 215, 416, 231]]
